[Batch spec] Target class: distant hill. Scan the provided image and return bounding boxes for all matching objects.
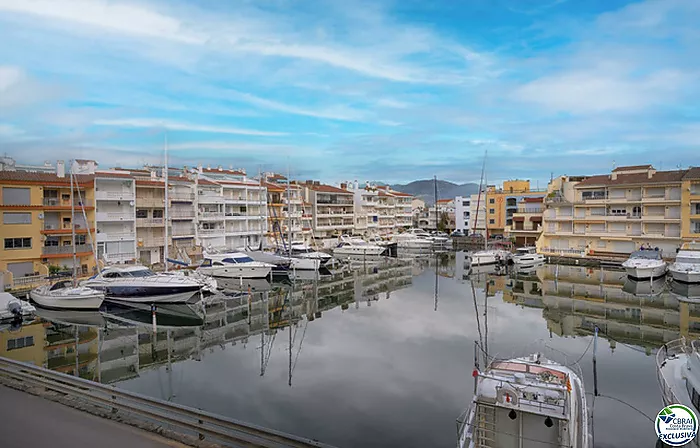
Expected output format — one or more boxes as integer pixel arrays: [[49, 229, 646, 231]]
[[389, 180, 479, 206]]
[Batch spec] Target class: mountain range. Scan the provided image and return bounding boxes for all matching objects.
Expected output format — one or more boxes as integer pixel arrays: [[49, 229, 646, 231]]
[[388, 180, 480, 206]]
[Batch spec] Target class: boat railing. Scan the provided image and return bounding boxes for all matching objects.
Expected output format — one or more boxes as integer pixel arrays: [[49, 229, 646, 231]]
[[656, 338, 689, 405]]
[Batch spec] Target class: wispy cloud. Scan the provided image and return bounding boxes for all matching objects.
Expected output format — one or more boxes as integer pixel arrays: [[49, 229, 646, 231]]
[[93, 118, 288, 136]]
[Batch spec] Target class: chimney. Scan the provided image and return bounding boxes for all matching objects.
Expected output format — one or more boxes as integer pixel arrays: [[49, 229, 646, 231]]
[[306, 179, 313, 185], [314, 181, 320, 186], [218, 165, 223, 171], [56, 160, 65, 178], [197, 164, 203, 174], [340, 182, 347, 190], [207, 164, 211, 170]]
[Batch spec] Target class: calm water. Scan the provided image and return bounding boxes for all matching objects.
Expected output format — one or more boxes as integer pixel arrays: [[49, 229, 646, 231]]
[[4, 253, 696, 447]]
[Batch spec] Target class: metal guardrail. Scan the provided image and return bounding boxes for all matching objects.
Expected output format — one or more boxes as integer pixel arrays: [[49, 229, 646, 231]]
[[0, 356, 334, 448]]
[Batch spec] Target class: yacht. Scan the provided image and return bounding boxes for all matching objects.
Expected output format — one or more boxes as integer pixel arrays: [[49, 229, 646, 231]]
[[470, 249, 510, 266], [459, 353, 590, 448], [333, 235, 386, 257], [621, 249, 667, 279], [197, 253, 275, 279], [656, 338, 700, 446], [82, 265, 201, 303], [390, 233, 433, 249], [670, 242, 700, 283], [30, 279, 104, 310], [512, 247, 546, 267], [244, 248, 292, 275], [163, 270, 218, 293], [287, 242, 333, 266], [406, 228, 449, 246]]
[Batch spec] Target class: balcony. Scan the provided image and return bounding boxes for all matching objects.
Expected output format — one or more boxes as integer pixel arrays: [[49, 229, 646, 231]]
[[136, 217, 164, 227], [170, 210, 195, 219], [138, 236, 165, 247], [515, 207, 542, 214], [169, 192, 194, 202], [545, 194, 571, 205], [171, 227, 195, 237], [225, 229, 251, 237], [224, 213, 247, 220], [96, 232, 135, 242], [199, 212, 225, 220], [135, 197, 164, 208], [104, 252, 136, 263], [95, 190, 134, 201], [198, 193, 224, 204], [96, 211, 133, 222], [198, 228, 224, 236], [317, 199, 353, 206], [224, 196, 248, 204], [42, 244, 93, 256], [43, 198, 94, 208]]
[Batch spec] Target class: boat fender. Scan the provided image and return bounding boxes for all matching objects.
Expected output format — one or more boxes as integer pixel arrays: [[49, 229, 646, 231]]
[[497, 387, 519, 406]]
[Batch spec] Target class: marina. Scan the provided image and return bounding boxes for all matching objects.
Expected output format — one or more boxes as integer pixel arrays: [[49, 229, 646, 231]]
[[1, 253, 693, 447]]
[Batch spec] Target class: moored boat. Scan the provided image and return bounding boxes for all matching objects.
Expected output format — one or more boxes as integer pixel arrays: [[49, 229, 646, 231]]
[[197, 253, 275, 279], [30, 279, 104, 310], [83, 265, 201, 303], [670, 242, 700, 284], [333, 235, 386, 257], [622, 249, 667, 280], [512, 247, 546, 267]]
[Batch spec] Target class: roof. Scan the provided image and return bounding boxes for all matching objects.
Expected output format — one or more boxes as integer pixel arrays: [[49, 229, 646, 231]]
[[217, 180, 260, 187], [523, 197, 544, 203], [307, 184, 351, 194], [0, 171, 94, 185], [74, 159, 97, 164], [201, 167, 246, 176], [198, 178, 219, 186], [436, 199, 452, 203], [135, 180, 164, 187], [683, 167, 700, 180], [95, 171, 133, 179], [168, 176, 193, 184], [390, 190, 412, 197], [261, 181, 285, 192], [612, 164, 653, 172], [575, 169, 687, 188]]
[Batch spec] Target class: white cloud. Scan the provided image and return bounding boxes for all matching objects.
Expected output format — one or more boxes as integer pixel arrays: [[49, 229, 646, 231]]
[[93, 118, 288, 136], [0, 123, 24, 137], [0, 66, 23, 91], [226, 90, 368, 122], [375, 98, 410, 109]]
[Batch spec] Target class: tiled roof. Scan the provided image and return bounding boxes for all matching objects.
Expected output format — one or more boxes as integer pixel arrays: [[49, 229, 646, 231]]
[[436, 199, 452, 203], [135, 180, 164, 187], [308, 184, 351, 194], [261, 181, 285, 192], [0, 171, 94, 185], [390, 190, 412, 197], [217, 180, 260, 187], [683, 167, 700, 180], [168, 176, 193, 184], [95, 171, 133, 179], [198, 178, 220, 186], [612, 164, 653, 172], [575, 169, 687, 187]]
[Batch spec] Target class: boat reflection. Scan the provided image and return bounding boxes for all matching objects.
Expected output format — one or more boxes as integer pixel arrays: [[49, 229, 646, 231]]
[[0, 259, 414, 385]]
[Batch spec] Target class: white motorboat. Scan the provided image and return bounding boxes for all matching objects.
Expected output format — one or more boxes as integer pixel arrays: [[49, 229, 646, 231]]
[[30, 279, 104, 310], [470, 249, 510, 266], [390, 233, 433, 249], [621, 249, 667, 279], [405, 228, 449, 246], [197, 253, 274, 279], [333, 235, 386, 257], [459, 353, 590, 448], [288, 243, 333, 266], [244, 249, 292, 275], [670, 242, 700, 283], [0, 292, 35, 321], [512, 247, 546, 267], [656, 338, 700, 447], [163, 270, 218, 293], [429, 230, 451, 246], [622, 277, 667, 297], [83, 265, 202, 303]]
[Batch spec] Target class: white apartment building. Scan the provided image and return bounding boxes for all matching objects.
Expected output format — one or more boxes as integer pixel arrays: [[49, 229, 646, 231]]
[[301, 181, 355, 241], [349, 182, 379, 236], [168, 176, 197, 259], [538, 166, 685, 258], [348, 183, 412, 236], [377, 190, 397, 233], [94, 170, 137, 264], [455, 196, 471, 232], [468, 192, 487, 236], [134, 176, 167, 266]]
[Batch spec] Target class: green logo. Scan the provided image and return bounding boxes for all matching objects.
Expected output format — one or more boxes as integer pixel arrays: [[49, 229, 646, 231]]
[[656, 404, 698, 446]]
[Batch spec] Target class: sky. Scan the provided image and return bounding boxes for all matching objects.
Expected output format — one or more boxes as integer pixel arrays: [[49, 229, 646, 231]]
[[0, 0, 699, 185]]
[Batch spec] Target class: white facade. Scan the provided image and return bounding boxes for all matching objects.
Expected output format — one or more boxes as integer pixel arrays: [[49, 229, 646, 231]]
[[455, 196, 471, 232], [94, 171, 137, 264], [302, 182, 355, 241], [349, 182, 379, 235], [468, 193, 487, 236]]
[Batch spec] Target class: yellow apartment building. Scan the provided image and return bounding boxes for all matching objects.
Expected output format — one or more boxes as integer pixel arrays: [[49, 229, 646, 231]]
[[682, 167, 700, 241], [0, 319, 46, 366], [539, 165, 687, 259], [485, 180, 546, 236], [0, 168, 97, 291]]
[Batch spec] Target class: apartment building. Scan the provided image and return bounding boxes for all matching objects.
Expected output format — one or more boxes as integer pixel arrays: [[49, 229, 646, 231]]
[[349, 182, 379, 235], [0, 165, 97, 291], [507, 197, 543, 247], [454, 196, 470, 233], [94, 170, 137, 264], [197, 166, 267, 251], [168, 176, 197, 259], [484, 180, 547, 237], [382, 187, 413, 231], [538, 165, 686, 258], [262, 175, 309, 247], [468, 192, 487, 236], [301, 181, 354, 241], [682, 168, 700, 241]]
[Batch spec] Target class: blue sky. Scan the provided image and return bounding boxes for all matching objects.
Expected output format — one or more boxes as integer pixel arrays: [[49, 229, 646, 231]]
[[0, 0, 699, 185]]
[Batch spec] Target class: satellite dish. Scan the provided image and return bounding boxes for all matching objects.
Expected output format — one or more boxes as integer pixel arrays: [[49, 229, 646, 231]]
[[130, 200, 135, 206]]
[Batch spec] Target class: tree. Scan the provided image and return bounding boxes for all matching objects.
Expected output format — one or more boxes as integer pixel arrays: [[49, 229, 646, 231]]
[[438, 212, 449, 232]]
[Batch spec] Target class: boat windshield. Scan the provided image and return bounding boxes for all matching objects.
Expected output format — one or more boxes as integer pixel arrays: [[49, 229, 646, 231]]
[[227, 256, 255, 263], [50, 280, 72, 290], [631, 250, 661, 260], [125, 269, 155, 277], [516, 248, 535, 254], [677, 256, 698, 264]]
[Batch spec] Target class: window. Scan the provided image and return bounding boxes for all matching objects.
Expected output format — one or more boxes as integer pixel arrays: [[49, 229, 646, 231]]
[[489, 219, 495, 224], [463, 201, 469, 206], [3, 212, 31, 224], [2, 187, 30, 206], [61, 194, 70, 201], [76, 235, 86, 245], [4, 238, 31, 249], [62, 217, 71, 228], [489, 208, 495, 214], [44, 238, 58, 247], [136, 209, 148, 218], [7, 336, 34, 351], [489, 198, 495, 204], [152, 209, 163, 218]]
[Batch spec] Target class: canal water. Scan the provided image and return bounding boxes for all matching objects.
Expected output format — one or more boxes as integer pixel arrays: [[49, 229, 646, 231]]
[[3, 252, 693, 447]]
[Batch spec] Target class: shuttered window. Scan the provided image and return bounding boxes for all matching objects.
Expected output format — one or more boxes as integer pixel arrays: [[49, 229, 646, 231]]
[[2, 187, 30, 205], [3, 212, 31, 224]]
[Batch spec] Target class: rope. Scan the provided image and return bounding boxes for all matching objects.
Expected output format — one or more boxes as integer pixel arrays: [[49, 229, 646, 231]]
[[596, 393, 654, 423]]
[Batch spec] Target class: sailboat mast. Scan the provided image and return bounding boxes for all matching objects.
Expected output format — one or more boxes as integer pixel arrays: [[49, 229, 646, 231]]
[[287, 165, 292, 258], [70, 163, 77, 287], [473, 152, 487, 241], [164, 131, 169, 272], [433, 175, 438, 231]]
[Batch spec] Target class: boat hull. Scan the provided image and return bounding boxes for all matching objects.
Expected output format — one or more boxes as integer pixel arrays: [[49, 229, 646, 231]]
[[289, 257, 321, 271], [30, 286, 104, 310], [670, 266, 700, 283], [623, 264, 667, 280], [198, 265, 272, 279], [104, 288, 199, 303], [513, 254, 546, 267], [333, 247, 386, 256]]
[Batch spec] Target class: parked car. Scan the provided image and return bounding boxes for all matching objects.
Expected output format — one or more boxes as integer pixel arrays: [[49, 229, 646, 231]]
[[451, 230, 465, 237]]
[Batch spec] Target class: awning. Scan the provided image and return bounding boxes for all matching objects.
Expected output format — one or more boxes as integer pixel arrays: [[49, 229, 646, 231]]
[[513, 216, 525, 222], [531, 216, 543, 222]]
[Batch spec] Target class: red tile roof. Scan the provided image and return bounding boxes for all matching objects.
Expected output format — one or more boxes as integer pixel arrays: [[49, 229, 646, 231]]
[[0, 171, 94, 186], [436, 199, 452, 203], [390, 190, 412, 197], [612, 164, 653, 172], [684, 167, 700, 180], [197, 178, 219, 186], [95, 171, 133, 179], [308, 184, 351, 194], [575, 169, 687, 187], [261, 181, 285, 192], [135, 180, 164, 187], [217, 180, 260, 187]]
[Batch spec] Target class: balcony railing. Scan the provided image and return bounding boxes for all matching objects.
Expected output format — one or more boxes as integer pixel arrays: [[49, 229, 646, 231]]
[[170, 210, 195, 219], [43, 198, 94, 207], [169, 192, 194, 202], [139, 236, 165, 247], [95, 190, 134, 201], [136, 217, 164, 227], [198, 228, 224, 236], [96, 211, 133, 221], [200, 212, 225, 220], [96, 232, 135, 242], [42, 244, 93, 255], [516, 208, 542, 214], [135, 197, 164, 207], [317, 199, 353, 205], [171, 227, 195, 237], [103, 252, 136, 262]]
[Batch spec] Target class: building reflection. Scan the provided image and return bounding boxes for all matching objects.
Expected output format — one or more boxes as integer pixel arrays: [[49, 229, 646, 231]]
[[503, 264, 700, 354], [0, 259, 414, 385]]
